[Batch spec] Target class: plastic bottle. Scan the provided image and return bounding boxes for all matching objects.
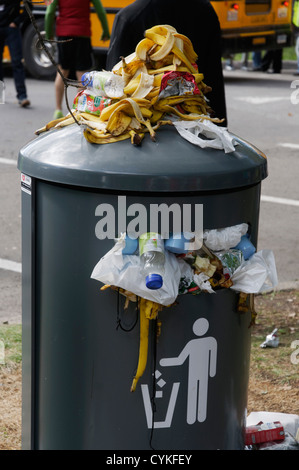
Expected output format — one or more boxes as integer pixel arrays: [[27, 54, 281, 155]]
[[139, 233, 165, 290], [81, 71, 124, 98]]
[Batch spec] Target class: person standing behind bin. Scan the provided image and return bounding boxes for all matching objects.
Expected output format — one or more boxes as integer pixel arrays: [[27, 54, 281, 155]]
[[106, 0, 227, 126], [292, 0, 299, 75], [261, 49, 282, 74], [45, 0, 110, 119], [0, 0, 30, 107]]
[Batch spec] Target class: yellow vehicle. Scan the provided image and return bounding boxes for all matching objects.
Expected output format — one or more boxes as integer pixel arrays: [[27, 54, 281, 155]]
[[3, 0, 293, 78], [212, 0, 293, 55]]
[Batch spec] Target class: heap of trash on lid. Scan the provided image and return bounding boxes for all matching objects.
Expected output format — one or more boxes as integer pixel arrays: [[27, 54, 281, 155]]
[[91, 226, 278, 392], [35, 24, 236, 152]]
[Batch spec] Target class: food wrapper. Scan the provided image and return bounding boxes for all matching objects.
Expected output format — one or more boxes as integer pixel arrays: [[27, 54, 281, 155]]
[[73, 90, 111, 116], [158, 71, 201, 99], [178, 258, 195, 294], [260, 328, 279, 348], [173, 119, 237, 153], [217, 249, 244, 276], [245, 421, 285, 446]]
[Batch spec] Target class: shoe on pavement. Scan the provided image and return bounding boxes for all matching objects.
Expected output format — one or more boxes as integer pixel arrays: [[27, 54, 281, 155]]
[[53, 109, 64, 119], [19, 98, 30, 107]]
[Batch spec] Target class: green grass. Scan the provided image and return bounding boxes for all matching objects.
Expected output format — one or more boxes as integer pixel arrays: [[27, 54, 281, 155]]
[[0, 325, 22, 366], [250, 290, 299, 386], [283, 46, 297, 61]]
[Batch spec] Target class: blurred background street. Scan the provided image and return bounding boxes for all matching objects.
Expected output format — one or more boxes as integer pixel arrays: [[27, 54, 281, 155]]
[[0, 62, 299, 324]]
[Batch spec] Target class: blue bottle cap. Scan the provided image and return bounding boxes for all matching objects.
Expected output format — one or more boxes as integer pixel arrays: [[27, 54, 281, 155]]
[[145, 274, 163, 290]]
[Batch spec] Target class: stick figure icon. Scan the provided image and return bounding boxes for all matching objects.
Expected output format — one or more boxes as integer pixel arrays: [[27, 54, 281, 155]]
[[160, 318, 217, 424]]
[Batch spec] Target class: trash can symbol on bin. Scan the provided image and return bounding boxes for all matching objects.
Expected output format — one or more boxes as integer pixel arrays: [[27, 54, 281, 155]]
[[141, 317, 217, 429]]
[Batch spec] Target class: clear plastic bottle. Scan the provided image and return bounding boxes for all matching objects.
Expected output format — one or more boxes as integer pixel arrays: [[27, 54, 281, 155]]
[[139, 233, 165, 290], [81, 71, 124, 98]]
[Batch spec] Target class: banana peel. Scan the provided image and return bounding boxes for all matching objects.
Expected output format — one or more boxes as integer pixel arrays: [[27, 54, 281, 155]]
[[35, 113, 75, 135], [100, 285, 165, 393], [130, 298, 163, 392], [83, 127, 132, 144], [135, 37, 156, 61], [150, 30, 174, 61], [107, 109, 132, 136]]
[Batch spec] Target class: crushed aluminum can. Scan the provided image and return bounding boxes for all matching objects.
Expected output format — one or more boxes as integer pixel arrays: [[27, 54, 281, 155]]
[[260, 328, 279, 348]]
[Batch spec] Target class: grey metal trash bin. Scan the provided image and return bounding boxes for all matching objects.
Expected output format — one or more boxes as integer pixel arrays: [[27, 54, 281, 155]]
[[18, 124, 267, 450]]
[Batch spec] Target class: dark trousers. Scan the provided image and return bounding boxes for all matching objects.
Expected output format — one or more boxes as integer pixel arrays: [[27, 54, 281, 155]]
[[261, 49, 282, 73], [0, 26, 27, 101]]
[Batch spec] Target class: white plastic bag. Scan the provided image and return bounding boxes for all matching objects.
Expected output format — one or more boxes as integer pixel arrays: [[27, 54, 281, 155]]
[[90, 237, 182, 305], [203, 223, 248, 251], [230, 249, 278, 294], [173, 119, 237, 153], [193, 272, 215, 293]]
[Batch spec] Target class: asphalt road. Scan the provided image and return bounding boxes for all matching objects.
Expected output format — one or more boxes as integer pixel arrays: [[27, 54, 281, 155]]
[[0, 63, 298, 324]]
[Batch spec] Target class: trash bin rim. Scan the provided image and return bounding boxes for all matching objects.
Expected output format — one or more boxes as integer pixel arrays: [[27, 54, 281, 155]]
[[17, 125, 268, 193]]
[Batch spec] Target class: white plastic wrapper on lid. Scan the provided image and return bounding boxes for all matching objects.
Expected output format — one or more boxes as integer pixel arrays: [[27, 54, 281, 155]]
[[173, 119, 237, 153]]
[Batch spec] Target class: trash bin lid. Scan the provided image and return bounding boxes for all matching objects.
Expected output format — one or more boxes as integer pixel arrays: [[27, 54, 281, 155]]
[[18, 124, 267, 192]]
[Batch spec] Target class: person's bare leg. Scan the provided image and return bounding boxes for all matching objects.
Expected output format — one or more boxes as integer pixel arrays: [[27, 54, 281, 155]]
[[54, 67, 69, 117], [75, 70, 85, 87]]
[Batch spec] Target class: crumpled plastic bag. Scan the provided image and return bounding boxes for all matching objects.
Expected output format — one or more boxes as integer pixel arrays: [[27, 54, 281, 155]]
[[260, 328, 279, 348], [172, 119, 237, 153], [90, 237, 182, 306], [203, 223, 248, 251], [193, 272, 215, 293], [230, 249, 278, 294]]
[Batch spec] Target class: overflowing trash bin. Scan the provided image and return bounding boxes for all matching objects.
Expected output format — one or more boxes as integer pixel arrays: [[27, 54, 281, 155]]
[[17, 25, 276, 450]]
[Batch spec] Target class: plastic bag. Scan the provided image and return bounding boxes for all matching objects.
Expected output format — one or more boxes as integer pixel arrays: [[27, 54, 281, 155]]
[[203, 223, 248, 251], [260, 328, 279, 348], [230, 249, 278, 294], [193, 272, 215, 293], [90, 236, 182, 306], [173, 119, 237, 153]]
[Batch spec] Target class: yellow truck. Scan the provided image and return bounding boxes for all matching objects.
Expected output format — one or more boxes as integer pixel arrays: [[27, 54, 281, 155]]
[[3, 0, 293, 79]]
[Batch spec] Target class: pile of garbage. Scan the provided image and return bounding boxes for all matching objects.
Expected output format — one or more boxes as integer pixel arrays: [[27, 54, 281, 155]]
[[35, 24, 236, 152], [91, 224, 278, 392], [91, 223, 278, 307]]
